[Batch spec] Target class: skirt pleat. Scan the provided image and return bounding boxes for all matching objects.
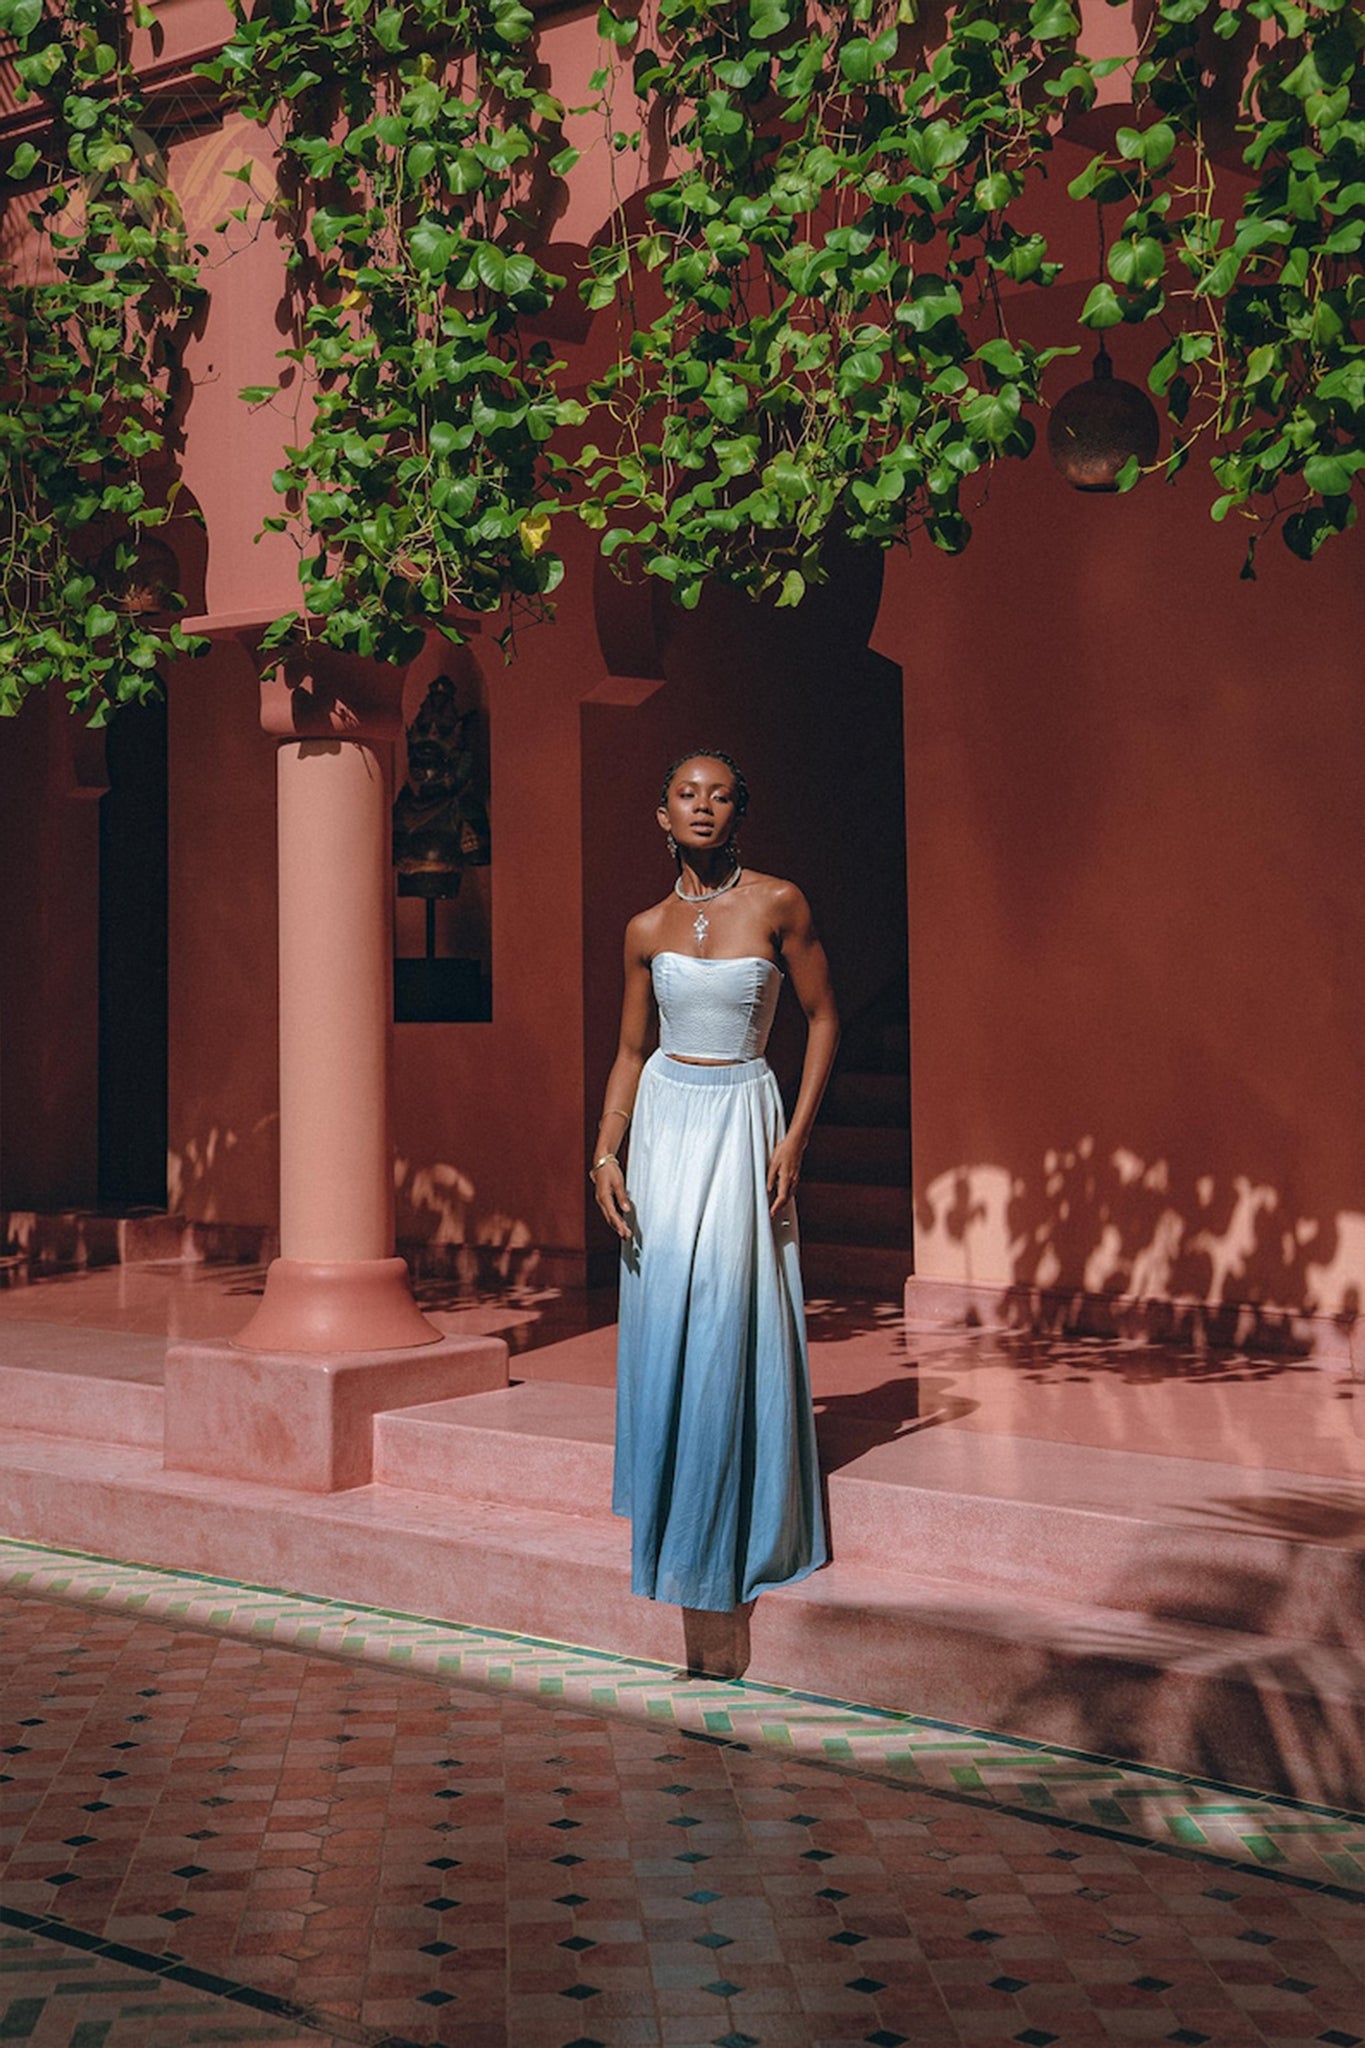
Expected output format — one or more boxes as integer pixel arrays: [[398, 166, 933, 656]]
[[612, 1050, 827, 1611]]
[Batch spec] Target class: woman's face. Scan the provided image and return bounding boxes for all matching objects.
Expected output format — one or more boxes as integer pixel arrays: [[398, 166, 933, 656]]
[[658, 756, 740, 853]]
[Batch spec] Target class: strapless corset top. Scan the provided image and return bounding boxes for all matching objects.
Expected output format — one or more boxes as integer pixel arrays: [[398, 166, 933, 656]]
[[652, 952, 781, 1062]]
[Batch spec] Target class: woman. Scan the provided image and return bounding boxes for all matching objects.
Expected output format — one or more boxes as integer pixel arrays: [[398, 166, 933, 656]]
[[591, 750, 839, 1612]]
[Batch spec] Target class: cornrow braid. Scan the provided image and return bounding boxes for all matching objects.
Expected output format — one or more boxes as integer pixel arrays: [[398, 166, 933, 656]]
[[659, 749, 750, 818]]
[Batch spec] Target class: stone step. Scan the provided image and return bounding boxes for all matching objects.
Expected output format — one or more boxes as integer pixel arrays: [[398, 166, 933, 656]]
[[2, 1420, 1362, 1805], [373, 1383, 1365, 1647], [798, 1180, 911, 1247], [803, 1123, 910, 1187], [0, 1322, 165, 1448]]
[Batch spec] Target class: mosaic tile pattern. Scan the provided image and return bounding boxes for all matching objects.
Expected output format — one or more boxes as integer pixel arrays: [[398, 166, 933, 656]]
[[2, 1538, 1362, 1900], [0, 1926, 350, 2046], [3, 1578, 1365, 2048]]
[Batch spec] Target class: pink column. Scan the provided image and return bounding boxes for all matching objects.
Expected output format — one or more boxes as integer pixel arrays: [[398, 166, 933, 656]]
[[164, 647, 508, 1491], [235, 654, 439, 1351]]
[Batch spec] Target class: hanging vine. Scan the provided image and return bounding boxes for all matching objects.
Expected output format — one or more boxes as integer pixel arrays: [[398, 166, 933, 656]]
[[578, 0, 1364, 599], [1066, 0, 1364, 572], [2, 0, 1362, 716], [0, 0, 206, 720], [197, 0, 591, 662], [577, 0, 1102, 606]]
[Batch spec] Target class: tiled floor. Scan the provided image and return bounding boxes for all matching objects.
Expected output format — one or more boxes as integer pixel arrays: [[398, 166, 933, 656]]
[[3, 1544, 1363, 2048]]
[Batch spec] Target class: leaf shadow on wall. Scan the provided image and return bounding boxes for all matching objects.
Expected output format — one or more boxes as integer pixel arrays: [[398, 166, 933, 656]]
[[918, 1140, 1364, 1355]]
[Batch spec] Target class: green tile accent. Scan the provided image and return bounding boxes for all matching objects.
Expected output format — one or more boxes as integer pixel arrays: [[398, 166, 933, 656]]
[[2, 1532, 1362, 1898]]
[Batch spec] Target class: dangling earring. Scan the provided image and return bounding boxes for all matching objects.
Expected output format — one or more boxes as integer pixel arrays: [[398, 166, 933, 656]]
[[666, 832, 678, 860], [728, 839, 742, 868]]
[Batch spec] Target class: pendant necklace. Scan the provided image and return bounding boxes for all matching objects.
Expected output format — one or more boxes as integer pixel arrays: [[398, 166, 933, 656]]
[[675, 861, 742, 950]]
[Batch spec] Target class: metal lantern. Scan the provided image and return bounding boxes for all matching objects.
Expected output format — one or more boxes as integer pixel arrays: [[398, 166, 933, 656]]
[[1047, 341, 1160, 493]]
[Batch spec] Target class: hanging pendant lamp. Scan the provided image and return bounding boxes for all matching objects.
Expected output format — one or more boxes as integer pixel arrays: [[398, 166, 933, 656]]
[[1047, 339, 1161, 493]]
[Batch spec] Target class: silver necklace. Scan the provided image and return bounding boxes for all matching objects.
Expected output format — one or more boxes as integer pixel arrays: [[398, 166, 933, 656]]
[[675, 862, 742, 949]]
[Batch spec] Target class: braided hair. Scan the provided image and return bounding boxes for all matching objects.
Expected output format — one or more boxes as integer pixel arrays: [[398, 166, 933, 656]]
[[658, 749, 750, 818]]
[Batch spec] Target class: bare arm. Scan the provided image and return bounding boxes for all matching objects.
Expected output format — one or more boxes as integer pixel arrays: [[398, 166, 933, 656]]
[[591, 921, 654, 1240], [767, 885, 839, 1216]]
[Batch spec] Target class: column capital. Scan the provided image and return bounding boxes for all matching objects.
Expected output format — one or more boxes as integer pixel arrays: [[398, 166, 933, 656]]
[[236, 633, 415, 743]]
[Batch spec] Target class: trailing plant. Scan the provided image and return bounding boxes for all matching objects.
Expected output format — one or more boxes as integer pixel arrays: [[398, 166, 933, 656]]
[[579, 0, 1364, 600], [197, 0, 590, 662], [1067, 0, 1365, 572], [578, 0, 1102, 607], [3, 0, 1362, 716], [0, 0, 206, 720]]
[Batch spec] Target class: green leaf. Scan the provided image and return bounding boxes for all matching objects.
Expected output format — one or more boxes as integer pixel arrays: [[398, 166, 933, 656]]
[[962, 384, 1022, 445], [1080, 282, 1124, 329], [475, 243, 507, 292], [372, 7, 405, 53], [6, 140, 39, 180], [409, 218, 455, 276], [1028, 0, 1080, 43], [776, 568, 805, 607], [840, 31, 895, 85], [895, 276, 962, 332], [1304, 450, 1358, 496], [1108, 236, 1165, 288], [974, 171, 1016, 212], [750, 0, 792, 39]]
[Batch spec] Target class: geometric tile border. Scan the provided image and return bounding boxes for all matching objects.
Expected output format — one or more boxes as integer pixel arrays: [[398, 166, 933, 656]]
[[0, 1917, 356, 2047], [4, 1534, 1363, 1905]]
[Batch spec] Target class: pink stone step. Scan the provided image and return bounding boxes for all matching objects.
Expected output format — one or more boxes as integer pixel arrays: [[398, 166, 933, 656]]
[[374, 1382, 1365, 1647], [373, 1383, 612, 1512], [2, 1420, 1363, 1805], [0, 1323, 165, 1448]]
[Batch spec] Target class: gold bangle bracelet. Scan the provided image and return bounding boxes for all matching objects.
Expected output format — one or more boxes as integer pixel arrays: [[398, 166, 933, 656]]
[[589, 1152, 619, 1180]]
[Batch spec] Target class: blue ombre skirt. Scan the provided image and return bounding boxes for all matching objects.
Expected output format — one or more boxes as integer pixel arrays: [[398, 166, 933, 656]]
[[612, 1050, 828, 1611]]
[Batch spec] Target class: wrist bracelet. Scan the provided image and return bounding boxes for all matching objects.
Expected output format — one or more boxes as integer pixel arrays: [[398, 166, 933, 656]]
[[589, 1152, 619, 1180]]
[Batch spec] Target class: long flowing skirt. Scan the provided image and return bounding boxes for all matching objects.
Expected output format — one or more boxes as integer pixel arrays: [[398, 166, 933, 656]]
[[612, 1049, 827, 1611]]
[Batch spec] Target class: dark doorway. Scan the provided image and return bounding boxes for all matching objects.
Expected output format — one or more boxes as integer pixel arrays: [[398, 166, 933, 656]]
[[98, 697, 169, 1208]]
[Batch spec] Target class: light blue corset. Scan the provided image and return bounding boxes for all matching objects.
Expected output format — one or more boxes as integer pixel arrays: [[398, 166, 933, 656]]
[[651, 952, 781, 1062]]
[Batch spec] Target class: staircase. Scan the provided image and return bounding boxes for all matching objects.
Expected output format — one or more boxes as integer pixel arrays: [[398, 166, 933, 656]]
[[800, 980, 912, 1293], [4, 1347, 1365, 1803]]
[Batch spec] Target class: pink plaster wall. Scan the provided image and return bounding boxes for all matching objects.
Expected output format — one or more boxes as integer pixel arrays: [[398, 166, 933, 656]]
[[879, 283, 1365, 1320], [5, 0, 1361, 1323], [390, 521, 604, 1265], [165, 642, 280, 1229]]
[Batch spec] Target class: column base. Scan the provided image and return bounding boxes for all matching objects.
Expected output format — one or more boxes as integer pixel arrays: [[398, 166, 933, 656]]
[[233, 1256, 440, 1354], [164, 1333, 509, 1492]]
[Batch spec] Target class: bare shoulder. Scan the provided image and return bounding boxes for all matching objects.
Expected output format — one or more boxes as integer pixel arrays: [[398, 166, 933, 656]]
[[743, 870, 812, 933], [626, 899, 671, 963]]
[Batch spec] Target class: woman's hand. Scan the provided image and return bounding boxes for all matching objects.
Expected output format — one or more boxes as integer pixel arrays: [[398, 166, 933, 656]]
[[593, 1158, 633, 1240], [767, 1134, 805, 1218]]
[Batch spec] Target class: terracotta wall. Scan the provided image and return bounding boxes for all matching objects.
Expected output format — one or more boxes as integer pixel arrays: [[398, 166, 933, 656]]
[[880, 282, 1365, 1319], [165, 642, 280, 1229], [390, 522, 605, 1265], [0, 692, 101, 1213]]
